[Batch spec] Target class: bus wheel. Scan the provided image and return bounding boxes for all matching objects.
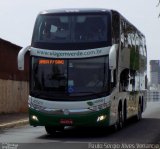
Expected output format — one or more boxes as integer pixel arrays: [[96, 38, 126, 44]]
[[136, 103, 142, 121], [118, 110, 124, 129], [45, 126, 64, 135], [113, 107, 124, 131]]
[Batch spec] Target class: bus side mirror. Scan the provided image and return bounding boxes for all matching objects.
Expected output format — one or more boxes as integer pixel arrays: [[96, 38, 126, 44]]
[[17, 46, 30, 70], [109, 44, 118, 82]]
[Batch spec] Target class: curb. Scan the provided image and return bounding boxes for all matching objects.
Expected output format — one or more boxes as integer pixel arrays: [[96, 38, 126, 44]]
[[0, 119, 29, 130]]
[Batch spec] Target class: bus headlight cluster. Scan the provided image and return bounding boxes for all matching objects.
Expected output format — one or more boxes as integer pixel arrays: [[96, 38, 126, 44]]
[[31, 115, 39, 122], [97, 115, 107, 122]]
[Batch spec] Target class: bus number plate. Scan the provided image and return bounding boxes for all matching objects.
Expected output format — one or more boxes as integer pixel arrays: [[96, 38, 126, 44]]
[[60, 119, 73, 125]]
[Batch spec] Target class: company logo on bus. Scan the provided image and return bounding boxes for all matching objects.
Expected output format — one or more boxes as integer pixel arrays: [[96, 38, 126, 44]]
[[62, 109, 70, 115]]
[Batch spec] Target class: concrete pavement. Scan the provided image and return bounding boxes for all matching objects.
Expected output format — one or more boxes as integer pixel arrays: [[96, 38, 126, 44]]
[[0, 113, 29, 129]]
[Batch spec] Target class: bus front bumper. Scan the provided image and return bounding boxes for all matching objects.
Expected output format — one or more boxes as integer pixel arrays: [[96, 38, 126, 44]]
[[29, 108, 110, 127]]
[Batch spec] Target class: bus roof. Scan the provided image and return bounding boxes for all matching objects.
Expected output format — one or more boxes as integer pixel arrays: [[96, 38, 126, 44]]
[[39, 8, 111, 15]]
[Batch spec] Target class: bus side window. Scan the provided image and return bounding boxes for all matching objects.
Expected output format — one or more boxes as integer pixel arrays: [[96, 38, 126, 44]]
[[120, 69, 129, 91], [129, 70, 136, 91]]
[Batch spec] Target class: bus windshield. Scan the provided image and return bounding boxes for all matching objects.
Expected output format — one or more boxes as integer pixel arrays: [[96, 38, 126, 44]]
[[32, 14, 110, 46], [31, 56, 109, 100]]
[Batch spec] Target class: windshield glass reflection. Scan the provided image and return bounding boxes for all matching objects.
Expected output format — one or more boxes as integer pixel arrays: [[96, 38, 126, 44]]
[[31, 56, 109, 99], [32, 14, 109, 43]]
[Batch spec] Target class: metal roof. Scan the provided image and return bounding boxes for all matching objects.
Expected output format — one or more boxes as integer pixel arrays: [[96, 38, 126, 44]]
[[39, 8, 111, 15]]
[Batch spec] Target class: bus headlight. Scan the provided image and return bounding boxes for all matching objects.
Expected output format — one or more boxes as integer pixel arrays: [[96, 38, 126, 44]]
[[31, 115, 39, 122], [97, 115, 107, 122]]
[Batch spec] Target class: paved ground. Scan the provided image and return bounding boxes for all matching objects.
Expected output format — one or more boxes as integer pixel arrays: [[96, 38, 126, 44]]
[[0, 113, 29, 129]]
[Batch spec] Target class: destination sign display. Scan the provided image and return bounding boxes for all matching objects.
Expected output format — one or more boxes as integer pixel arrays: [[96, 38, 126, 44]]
[[39, 59, 64, 65]]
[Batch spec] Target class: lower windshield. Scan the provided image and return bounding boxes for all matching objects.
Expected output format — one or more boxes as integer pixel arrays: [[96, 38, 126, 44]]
[[31, 56, 109, 100]]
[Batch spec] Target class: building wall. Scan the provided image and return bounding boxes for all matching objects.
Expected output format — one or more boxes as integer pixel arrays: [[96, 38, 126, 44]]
[[147, 90, 160, 102], [150, 60, 160, 86], [0, 38, 29, 81], [150, 72, 158, 85], [0, 38, 29, 114], [0, 79, 29, 113]]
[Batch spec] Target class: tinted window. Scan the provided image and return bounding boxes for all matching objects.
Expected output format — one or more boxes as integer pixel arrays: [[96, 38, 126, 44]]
[[32, 14, 110, 44], [31, 56, 109, 100]]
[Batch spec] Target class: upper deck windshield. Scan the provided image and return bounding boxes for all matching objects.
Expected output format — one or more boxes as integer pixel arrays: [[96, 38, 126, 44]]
[[31, 56, 109, 101], [32, 13, 111, 49]]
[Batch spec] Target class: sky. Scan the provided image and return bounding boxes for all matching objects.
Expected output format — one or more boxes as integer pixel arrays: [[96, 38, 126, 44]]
[[0, 0, 160, 78]]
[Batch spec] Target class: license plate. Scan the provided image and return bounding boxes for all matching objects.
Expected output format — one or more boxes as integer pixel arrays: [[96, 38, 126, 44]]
[[60, 119, 73, 125]]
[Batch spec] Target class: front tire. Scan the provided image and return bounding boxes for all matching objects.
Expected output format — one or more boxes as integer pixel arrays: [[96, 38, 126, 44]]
[[114, 108, 124, 131], [136, 103, 142, 121], [118, 110, 124, 129]]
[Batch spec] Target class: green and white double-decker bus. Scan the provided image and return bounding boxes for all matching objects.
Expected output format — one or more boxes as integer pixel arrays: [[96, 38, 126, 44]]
[[18, 9, 147, 134]]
